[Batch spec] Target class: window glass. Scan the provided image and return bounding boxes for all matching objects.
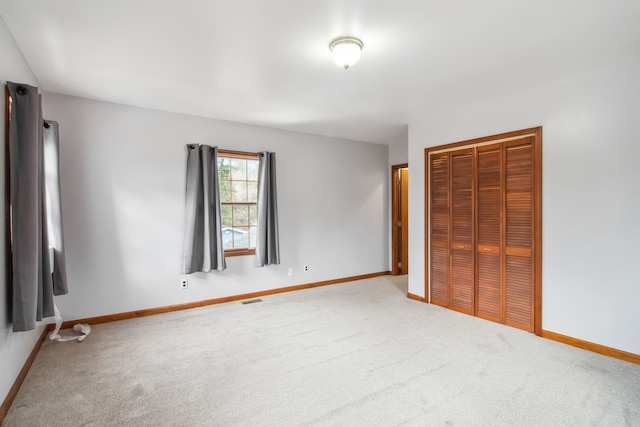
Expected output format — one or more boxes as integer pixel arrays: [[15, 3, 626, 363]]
[[247, 160, 259, 181], [247, 182, 257, 202], [232, 181, 247, 202], [218, 152, 259, 253], [218, 157, 231, 180], [231, 158, 247, 180]]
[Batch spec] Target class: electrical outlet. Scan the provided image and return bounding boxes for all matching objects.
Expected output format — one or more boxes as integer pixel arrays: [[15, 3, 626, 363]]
[[304, 265, 309, 273], [180, 278, 188, 289], [288, 268, 294, 276]]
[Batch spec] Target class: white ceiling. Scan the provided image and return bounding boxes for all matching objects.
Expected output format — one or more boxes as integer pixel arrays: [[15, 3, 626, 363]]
[[1, 0, 639, 144]]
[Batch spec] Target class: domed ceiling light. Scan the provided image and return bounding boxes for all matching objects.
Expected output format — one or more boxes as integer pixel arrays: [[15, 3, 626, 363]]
[[329, 37, 364, 70]]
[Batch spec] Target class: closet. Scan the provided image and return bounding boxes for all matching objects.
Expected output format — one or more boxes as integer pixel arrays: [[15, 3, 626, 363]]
[[426, 127, 542, 334]]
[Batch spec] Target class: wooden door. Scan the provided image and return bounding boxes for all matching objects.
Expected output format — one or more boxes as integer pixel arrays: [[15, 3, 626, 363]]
[[425, 127, 541, 334], [429, 148, 475, 313], [504, 137, 535, 331], [401, 168, 409, 274], [391, 164, 409, 275], [475, 144, 502, 323], [450, 149, 474, 314], [429, 152, 450, 307]]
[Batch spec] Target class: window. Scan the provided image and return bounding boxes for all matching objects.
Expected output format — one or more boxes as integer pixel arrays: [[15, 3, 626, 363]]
[[218, 151, 259, 256]]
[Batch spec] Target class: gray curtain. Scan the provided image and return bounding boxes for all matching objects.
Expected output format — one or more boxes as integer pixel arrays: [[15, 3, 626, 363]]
[[7, 82, 68, 332], [255, 152, 280, 267], [181, 144, 226, 273], [43, 120, 69, 295]]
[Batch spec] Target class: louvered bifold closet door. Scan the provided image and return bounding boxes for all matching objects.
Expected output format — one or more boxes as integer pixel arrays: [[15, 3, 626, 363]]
[[475, 144, 502, 323], [504, 137, 535, 332], [426, 128, 540, 334], [430, 152, 450, 307], [450, 149, 474, 314]]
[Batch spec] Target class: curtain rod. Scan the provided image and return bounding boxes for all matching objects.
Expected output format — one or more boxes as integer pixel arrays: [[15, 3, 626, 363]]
[[218, 149, 260, 157]]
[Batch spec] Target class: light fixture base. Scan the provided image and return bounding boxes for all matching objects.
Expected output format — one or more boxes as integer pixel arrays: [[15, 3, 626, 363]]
[[329, 37, 364, 51]]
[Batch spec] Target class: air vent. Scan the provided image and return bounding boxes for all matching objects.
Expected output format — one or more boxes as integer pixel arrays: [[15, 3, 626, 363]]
[[241, 298, 263, 305]]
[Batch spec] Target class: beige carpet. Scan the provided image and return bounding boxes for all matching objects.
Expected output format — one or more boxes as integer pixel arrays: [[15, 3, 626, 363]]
[[3, 276, 639, 426]]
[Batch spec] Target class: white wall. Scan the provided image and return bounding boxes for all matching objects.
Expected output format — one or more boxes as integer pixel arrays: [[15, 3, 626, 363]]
[[388, 127, 409, 167], [0, 16, 44, 408], [408, 58, 640, 354], [41, 94, 389, 321]]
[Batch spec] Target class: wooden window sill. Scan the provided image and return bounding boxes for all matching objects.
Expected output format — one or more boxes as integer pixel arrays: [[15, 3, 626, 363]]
[[224, 249, 256, 257]]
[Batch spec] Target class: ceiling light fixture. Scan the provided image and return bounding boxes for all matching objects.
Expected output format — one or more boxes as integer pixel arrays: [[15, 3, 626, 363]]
[[329, 37, 364, 70]]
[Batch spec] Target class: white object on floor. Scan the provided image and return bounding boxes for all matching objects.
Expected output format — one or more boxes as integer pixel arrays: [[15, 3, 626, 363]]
[[49, 302, 91, 342]]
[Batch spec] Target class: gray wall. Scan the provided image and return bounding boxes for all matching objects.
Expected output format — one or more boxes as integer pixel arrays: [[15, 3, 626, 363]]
[[42, 93, 390, 321], [0, 15, 44, 409], [408, 58, 640, 354], [388, 127, 408, 167]]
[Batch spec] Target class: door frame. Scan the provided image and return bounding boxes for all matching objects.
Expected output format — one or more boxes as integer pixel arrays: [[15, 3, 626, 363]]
[[424, 127, 542, 335], [391, 163, 408, 275]]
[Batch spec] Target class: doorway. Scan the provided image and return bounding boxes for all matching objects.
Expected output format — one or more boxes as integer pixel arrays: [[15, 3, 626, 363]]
[[391, 164, 409, 275]]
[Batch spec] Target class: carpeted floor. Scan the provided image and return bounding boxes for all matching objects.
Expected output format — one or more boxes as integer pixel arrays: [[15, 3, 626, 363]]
[[3, 275, 639, 426]]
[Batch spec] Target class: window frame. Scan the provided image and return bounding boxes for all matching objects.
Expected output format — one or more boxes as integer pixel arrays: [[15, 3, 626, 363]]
[[218, 149, 259, 257]]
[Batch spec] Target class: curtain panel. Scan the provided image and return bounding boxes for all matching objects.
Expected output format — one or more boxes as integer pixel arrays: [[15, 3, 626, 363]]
[[7, 82, 68, 332], [255, 151, 280, 267], [181, 144, 226, 273], [43, 120, 69, 295]]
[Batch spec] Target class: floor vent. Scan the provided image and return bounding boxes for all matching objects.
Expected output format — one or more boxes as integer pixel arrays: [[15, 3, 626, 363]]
[[241, 298, 263, 305]]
